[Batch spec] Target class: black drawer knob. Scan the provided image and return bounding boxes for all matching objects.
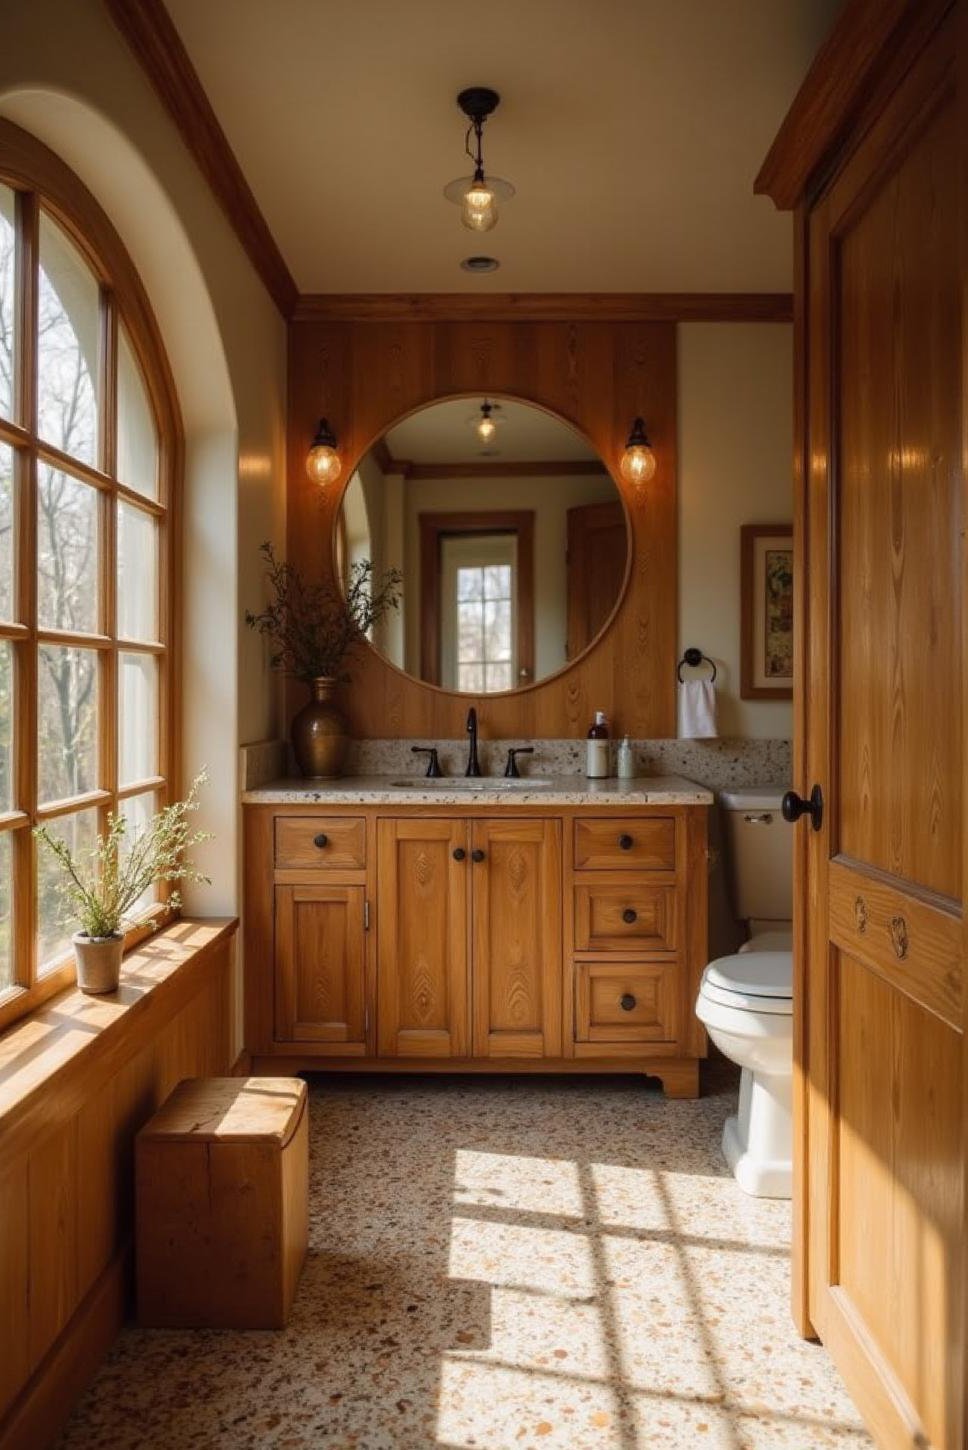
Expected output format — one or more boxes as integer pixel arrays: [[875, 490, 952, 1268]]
[[313, 833, 329, 849], [453, 847, 466, 861], [471, 849, 486, 863], [618, 834, 634, 851], [622, 908, 638, 924], [620, 993, 637, 1012]]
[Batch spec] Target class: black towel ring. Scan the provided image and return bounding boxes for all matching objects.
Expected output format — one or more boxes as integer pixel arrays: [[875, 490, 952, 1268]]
[[677, 647, 717, 683]]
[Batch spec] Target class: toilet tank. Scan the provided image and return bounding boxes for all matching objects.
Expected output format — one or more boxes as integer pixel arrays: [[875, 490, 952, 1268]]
[[720, 787, 793, 923]]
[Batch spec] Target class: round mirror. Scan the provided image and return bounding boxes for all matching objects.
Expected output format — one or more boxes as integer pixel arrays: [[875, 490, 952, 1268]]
[[336, 396, 629, 694]]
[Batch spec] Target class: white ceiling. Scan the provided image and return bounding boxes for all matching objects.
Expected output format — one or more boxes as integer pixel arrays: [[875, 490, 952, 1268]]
[[385, 397, 599, 464], [165, 0, 839, 294]]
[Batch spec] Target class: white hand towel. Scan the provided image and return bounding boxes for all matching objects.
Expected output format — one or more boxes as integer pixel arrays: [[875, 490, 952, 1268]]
[[679, 680, 718, 739]]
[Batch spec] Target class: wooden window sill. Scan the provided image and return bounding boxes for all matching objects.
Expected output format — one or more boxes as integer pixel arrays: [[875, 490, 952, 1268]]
[[0, 917, 238, 1174]]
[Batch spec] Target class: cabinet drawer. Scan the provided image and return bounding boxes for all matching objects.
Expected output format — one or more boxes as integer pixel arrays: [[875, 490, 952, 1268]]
[[274, 816, 366, 869], [575, 962, 677, 1042], [574, 882, 677, 953], [573, 816, 676, 871]]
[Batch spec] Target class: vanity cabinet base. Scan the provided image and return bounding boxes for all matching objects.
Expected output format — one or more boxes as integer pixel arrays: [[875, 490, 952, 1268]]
[[249, 1054, 701, 1099], [244, 800, 709, 1101]]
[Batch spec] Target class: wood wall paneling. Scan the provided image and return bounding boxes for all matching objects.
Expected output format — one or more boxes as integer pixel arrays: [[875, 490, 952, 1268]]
[[0, 922, 237, 1450], [292, 293, 793, 324], [287, 318, 678, 739]]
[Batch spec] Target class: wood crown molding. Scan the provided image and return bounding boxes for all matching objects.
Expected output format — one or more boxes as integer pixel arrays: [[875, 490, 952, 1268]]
[[291, 292, 793, 324], [754, 0, 954, 209], [104, 0, 299, 317]]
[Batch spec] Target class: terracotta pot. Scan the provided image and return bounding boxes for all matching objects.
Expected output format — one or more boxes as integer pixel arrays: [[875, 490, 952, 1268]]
[[72, 932, 124, 994], [291, 676, 350, 778]]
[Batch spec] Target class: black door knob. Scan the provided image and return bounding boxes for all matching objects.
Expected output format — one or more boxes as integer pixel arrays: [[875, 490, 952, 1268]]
[[453, 847, 466, 861], [622, 908, 638, 924], [471, 849, 486, 863], [781, 785, 823, 832], [313, 833, 329, 849], [618, 834, 634, 851], [620, 993, 637, 1012]]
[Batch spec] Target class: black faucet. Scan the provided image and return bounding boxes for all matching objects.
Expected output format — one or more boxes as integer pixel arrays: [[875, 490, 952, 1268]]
[[465, 707, 482, 776]]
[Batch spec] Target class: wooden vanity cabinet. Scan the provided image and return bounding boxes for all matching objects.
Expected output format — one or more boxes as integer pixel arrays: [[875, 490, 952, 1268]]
[[244, 801, 708, 1097]]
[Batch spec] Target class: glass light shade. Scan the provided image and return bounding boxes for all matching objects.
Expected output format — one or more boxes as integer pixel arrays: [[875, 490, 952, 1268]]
[[620, 442, 657, 485], [476, 415, 497, 443], [461, 182, 498, 232], [306, 443, 341, 486]]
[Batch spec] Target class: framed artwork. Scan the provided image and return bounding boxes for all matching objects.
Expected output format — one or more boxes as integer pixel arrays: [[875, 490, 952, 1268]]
[[741, 523, 793, 699]]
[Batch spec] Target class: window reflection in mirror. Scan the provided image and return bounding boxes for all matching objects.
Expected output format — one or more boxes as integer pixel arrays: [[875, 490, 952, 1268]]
[[336, 397, 629, 695]]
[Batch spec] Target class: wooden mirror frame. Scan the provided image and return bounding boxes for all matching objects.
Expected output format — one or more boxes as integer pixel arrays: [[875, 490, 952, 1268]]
[[286, 316, 678, 738]]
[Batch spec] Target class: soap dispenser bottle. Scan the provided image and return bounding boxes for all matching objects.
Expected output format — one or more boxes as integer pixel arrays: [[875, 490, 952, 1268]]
[[585, 711, 610, 779], [616, 735, 635, 779]]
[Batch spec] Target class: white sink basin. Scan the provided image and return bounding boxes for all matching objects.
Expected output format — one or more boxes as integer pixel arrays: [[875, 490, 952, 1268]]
[[389, 777, 556, 791]]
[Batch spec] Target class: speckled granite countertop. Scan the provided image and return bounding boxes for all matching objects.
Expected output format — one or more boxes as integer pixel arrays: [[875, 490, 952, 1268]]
[[242, 773, 713, 806]]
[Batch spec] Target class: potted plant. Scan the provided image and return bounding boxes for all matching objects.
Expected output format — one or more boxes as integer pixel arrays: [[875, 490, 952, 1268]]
[[245, 542, 402, 778], [34, 775, 211, 995]]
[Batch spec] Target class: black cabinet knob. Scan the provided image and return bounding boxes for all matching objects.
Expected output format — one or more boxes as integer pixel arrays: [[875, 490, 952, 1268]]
[[313, 833, 329, 849], [471, 849, 486, 863], [453, 847, 466, 861], [781, 785, 823, 832], [620, 993, 637, 1012], [618, 834, 634, 851], [622, 908, 638, 924]]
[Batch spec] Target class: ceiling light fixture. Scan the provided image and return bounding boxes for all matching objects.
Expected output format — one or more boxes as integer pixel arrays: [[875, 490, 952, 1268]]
[[306, 418, 341, 486], [468, 399, 503, 447], [444, 88, 514, 234], [620, 417, 657, 485]]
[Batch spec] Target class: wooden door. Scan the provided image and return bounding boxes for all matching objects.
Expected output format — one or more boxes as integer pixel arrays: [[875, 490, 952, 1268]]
[[376, 818, 470, 1057], [566, 501, 627, 658], [798, 21, 964, 1447], [274, 885, 367, 1050], [471, 818, 562, 1058]]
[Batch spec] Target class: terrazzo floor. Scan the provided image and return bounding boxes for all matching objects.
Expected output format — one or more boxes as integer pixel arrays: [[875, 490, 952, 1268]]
[[58, 1069, 872, 1450]]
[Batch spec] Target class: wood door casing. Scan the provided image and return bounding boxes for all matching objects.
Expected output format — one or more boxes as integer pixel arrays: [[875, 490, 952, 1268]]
[[800, 22, 964, 1448], [274, 885, 367, 1049], [418, 511, 535, 687], [376, 818, 469, 1058], [566, 501, 627, 659], [471, 818, 562, 1058]]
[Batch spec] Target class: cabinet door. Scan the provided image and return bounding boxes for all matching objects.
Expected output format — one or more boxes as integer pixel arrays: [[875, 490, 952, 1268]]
[[274, 885, 367, 1049], [471, 818, 562, 1058], [377, 818, 469, 1058]]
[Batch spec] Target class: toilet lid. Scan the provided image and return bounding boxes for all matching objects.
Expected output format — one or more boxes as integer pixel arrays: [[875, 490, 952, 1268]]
[[702, 951, 793, 1015]]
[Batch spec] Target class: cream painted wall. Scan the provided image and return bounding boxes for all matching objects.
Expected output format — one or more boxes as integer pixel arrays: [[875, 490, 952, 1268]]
[[0, 0, 288, 1053], [678, 324, 794, 740]]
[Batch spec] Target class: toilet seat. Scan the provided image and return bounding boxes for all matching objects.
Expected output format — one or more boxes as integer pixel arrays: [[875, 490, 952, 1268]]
[[700, 951, 793, 1016]]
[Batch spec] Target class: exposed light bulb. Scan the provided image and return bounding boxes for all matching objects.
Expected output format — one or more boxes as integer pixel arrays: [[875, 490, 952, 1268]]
[[620, 417, 657, 486], [477, 414, 497, 443], [461, 179, 498, 232], [306, 418, 341, 486]]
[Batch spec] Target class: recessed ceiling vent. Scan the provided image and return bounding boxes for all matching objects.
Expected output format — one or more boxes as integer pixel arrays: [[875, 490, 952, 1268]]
[[460, 255, 500, 273]]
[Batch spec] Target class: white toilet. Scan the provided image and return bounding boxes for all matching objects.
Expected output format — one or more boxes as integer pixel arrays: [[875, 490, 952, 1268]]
[[695, 787, 793, 1198]]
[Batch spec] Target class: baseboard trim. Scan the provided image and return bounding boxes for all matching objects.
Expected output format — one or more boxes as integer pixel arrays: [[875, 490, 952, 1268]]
[[0, 1247, 129, 1450], [231, 1048, 253, 1075]]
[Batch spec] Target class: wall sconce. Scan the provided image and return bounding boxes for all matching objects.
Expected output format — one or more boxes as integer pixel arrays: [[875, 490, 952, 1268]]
[[306, 418, 341, 486], [620, 417, 657, 485]]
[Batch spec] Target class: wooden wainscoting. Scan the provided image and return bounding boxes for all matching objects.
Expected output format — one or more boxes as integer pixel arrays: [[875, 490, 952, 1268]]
[[286, 317, 678, 739], [0, 919, 238, 1450]]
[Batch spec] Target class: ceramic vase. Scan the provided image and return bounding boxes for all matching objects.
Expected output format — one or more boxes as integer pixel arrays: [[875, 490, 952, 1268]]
[[72, 932, 124, 994], [291, 676, 349, 778]]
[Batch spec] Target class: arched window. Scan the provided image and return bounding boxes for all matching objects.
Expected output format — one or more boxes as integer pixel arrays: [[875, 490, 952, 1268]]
[[0, 122, 179, 1028]]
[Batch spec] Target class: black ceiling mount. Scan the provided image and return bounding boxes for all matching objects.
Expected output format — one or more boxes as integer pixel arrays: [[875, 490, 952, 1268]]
[[457, 87, 501, 122]]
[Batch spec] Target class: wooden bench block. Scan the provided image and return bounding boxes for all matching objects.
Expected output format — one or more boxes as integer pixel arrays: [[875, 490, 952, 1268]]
[[135, 1077, 308, 1329]]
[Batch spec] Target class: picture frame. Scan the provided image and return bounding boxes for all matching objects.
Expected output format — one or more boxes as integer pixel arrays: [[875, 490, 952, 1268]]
[[740, 523, 793, 700]]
